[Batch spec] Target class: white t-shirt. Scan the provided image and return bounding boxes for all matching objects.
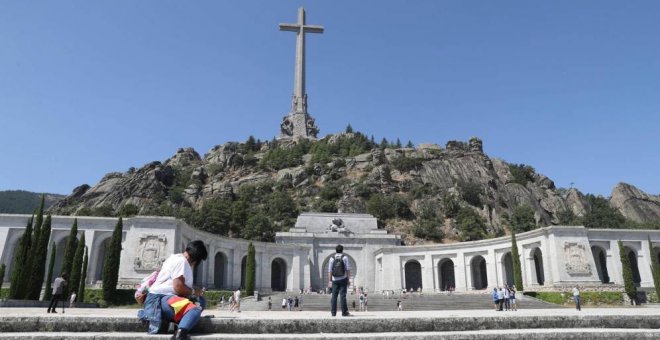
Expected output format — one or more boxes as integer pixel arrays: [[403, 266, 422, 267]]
[[149, 254, 193, 295]]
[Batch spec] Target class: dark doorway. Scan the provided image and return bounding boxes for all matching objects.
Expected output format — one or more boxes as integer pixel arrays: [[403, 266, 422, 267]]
[[470, 256, 488, 289], [532, 248, 545, 285], [271, 258, 287, 291], [214, 252, 226, 289], [240, 256, 247, 289], [591, 246, 609, 283], [439, 259, 455, 291], [626, 248, 642, 285], [404, 260, 422, 291]]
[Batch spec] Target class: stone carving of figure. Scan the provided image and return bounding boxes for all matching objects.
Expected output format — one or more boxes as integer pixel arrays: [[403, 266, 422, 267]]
[[306, 117, 319, 138], [281, 118, 294, 136]]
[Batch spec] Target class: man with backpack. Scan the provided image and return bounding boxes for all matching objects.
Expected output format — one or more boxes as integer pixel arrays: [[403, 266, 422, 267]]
[[328, 244, 352, 317]]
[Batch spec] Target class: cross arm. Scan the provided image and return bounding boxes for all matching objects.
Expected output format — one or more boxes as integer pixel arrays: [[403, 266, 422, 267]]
[[279, 23, 300, 32], [303, 25, 324, 33]]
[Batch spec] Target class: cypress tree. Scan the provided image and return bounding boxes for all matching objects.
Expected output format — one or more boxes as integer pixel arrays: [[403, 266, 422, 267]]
[[43, 242, 56, 301], [26, 214, 52, 300], [245, 242, 256, 295], [69, 233, 85, 298], [0, 263, 5, 300], [78, 246, 88, 302], [618, 240, 638, 304], [9, 217, 33, 299], [23, 196, 45, 298], [511, 233, 524, 291], [61, 219, 79, 281], [102, 217, 123, 303], [648, 236, 660, 301]]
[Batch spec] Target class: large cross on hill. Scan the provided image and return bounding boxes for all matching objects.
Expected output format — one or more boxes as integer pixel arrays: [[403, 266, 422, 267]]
[[278, 7, 323, 139]]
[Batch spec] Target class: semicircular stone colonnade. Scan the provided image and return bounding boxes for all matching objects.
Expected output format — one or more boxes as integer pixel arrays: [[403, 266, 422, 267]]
[[1, 213, 660, 294]]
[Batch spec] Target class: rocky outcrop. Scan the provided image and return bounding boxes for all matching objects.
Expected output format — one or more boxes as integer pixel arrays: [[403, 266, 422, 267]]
[[48, 134, 659, 238], [610, 183, 660, 223]]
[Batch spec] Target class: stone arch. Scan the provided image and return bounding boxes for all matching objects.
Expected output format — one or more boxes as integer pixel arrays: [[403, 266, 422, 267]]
[[532, 248, 545, 285], [1, 232, 23, 281], [591, 246, 610, 283], [271, 257, 287, 291], [438, 259, 455, 291], [624, 247, 642, 285], [214, 252, 227, 289], [470, 255, 488, 289], [404, 260, 423, 291], [502, 252, 514, 287], [321, 254, 357, 287], [93, 237, 112, 282]]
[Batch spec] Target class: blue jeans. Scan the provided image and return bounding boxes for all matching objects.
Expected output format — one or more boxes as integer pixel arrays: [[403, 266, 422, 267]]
[[575, 296, 581, 311], [160, 295, 207, 331], [330, 278, 348, 316]]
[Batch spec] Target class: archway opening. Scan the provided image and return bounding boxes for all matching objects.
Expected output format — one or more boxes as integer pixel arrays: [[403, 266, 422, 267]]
[[625, 248, 642, 286], [502, 253, 514, 287], [532, 248, 545, 285], [271, 258, 287, 291], [470, 255, 488, 289], [93, 237, 111, 282], [438, 259, 455, 291], [591, 246, 610, 283], [404, 260, 422, 291], [214, 252, 226, 289]]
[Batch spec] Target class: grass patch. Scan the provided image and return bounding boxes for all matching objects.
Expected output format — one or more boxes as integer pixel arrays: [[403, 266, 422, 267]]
[[524, 291, 624, 306]]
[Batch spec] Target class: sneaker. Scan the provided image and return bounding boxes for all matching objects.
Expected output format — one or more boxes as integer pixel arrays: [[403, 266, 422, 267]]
[[342, 313, 352, 317]]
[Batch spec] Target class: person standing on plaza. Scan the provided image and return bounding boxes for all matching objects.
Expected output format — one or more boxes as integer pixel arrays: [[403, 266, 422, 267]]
[[233, 289, 241, 312], [491, 287, 499, 311], [328, 244, 352, 317], [573, 286, 581, 311], [509, 287, 517, 311], [138, 240, 208, 340], [503, 287, 510, 311], [47, 272, 68, 313], [69, 292, 77, 308], [268, 296, 272, 311]]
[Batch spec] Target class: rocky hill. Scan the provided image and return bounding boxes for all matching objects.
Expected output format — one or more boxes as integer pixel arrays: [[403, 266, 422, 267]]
[[48, 133, 660, 244]]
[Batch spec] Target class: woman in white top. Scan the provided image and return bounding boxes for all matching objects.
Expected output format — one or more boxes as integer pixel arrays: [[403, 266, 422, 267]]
[[140, 240, 208, 340]]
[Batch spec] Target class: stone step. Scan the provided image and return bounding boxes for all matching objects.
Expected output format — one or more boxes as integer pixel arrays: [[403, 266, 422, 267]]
[[4, 329, 660, 340], [2, 314, 659, 334]]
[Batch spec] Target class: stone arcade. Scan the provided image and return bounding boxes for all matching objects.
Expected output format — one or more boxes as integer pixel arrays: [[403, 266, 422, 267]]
[[2, 212, 660, 294]]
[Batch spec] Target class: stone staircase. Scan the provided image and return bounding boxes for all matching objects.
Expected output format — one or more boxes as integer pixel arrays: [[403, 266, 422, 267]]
[[240, 292, 562, 311], [1, 311, 660, 339]]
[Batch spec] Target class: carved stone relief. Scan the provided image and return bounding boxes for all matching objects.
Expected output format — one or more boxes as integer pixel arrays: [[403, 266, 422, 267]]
[[564, 242, 592, 275], [134, 234, 168, 271]]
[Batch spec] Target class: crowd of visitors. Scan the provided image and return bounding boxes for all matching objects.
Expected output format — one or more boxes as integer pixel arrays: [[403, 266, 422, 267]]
[[491, 286, 517, 311]]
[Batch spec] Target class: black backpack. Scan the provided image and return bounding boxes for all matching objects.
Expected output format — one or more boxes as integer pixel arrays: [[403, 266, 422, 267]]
[[331, 254, 346, 277]]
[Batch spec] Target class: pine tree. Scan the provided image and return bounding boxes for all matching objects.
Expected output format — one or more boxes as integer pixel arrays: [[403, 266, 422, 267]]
[[9, 217, 33, 299], [43, 242, 56, 301], [245, 242, 256, 295], [345, 124, 353, 133], [61, 219, 79, 281], [618, 240, 638, 304], [26, 214, 52, 300], [511, 233, 524, 291], [102, 217, 123, 303], [380, 138, 389, 149], [69, 233, 85, 299], [78, 246, 88, 302], [406, 140, 414, 148], [648, 236, 660, 301], [395, 138, 402, 148], [0, 263, 6, 300]]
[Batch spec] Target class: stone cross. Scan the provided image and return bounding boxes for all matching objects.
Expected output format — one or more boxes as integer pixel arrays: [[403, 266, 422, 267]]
[[279, 7, 324, 115]]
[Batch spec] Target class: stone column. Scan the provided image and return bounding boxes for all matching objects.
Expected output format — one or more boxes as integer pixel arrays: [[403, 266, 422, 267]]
[[611, 240, 623, 285], [486, 250, 497, 289], [422, 254, 434, 292], [232, 249, 243, 289], [456, 251, 468, 292]]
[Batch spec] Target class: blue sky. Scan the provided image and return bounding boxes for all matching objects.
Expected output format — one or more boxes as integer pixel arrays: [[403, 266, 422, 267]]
[[1, 1, 658, 196]]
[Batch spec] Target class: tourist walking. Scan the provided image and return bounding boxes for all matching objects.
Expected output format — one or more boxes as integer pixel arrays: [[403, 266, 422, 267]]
[[281, 297, 287, 310], [137, 240, 208, 340], [268, 296, 272, 311], [497, 288, 505, 311], [328, 244, 352, 317], [359, 292, 365, 311], [47, 272, 68, 313], [364, 293, 368, 312], [69, 292, 77, 308], [573, 286, 581, 311], [397, 299, 403, 311], [294, 296, 299, 310], [234, 289, 242, 312]]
